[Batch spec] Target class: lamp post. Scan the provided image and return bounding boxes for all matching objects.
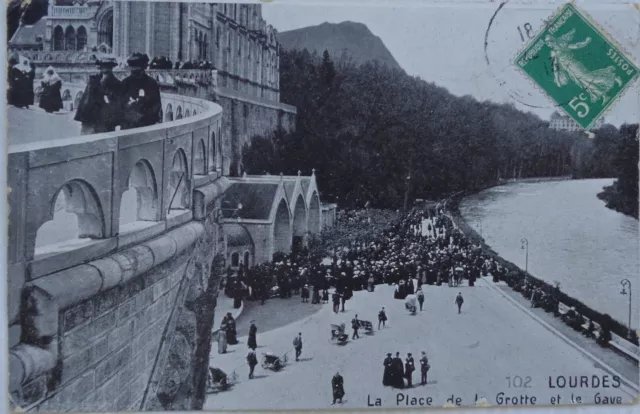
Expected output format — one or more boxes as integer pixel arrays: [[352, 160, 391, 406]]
[[520, 238, 529, 273], [620, 279, 632, 338]]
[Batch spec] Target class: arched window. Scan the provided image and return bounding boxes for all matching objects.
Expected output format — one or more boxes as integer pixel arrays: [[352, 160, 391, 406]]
[[210, 131, 216, 172], [64, 26, 76, 51], [168, 150, 189, 211], [194, 139, 206, 175], [119, 160, 158, 232], [53, 26, 64, 51], [35, 180, 104, 256], [76, 26, 87, 51], [98, 10, 113, 47], [243, 251, 250, 267], [165, 104, 173, 122], [175, 106, 183, 120], [185, 108, 191, 118], [231, 252, 239, 267]]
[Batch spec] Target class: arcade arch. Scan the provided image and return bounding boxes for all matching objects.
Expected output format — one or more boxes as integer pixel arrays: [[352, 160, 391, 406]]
[[273, 198, 291, 256], [119, 160, 158, 232]]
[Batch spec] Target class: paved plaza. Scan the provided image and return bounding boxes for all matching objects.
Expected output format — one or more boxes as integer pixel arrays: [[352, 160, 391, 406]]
[[204, 278, 636, 410], [7, 106, 80, 145]]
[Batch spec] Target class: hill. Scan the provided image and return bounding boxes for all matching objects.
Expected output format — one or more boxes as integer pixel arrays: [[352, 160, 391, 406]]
[[277, 21, 402, 70]]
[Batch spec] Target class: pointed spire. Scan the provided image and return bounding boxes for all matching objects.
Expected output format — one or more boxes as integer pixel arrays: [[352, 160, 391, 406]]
[[312, 168, 316, 176], [297, 170, 301, 176], [243, 171, 247, 178], [280, 172, 284, 181]]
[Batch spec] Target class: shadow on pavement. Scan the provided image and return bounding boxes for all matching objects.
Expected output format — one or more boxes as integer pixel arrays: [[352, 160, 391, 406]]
[[234, 298, 325, 336]]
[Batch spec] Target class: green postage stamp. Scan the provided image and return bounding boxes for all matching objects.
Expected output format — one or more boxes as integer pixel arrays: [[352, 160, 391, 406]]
[[515, 2, 639, 130]]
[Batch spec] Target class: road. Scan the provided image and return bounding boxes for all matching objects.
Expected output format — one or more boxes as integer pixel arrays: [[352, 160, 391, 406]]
[[204, 278, 634, 410]]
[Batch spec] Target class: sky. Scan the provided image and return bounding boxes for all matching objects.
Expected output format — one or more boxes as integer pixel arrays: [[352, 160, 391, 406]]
[[262, 0, 640, 127]]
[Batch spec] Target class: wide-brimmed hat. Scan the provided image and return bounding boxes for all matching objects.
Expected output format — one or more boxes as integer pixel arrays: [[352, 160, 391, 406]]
[[127, 52, 149, 69], [96, 55, 118, 68]]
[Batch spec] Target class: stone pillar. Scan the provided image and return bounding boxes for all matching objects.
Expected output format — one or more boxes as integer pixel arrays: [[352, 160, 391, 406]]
[[145, 2, 153, 57], [113, 2, 121, 56], [123, 1, 130, 57]]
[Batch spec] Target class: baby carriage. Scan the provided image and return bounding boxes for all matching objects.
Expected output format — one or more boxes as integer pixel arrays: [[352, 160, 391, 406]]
[[261, 351, 288, 371], [405, 294, 417, 315], [356, 319, 374, 334], [206, 367, 238, 393], [330, 323, 349, 345]]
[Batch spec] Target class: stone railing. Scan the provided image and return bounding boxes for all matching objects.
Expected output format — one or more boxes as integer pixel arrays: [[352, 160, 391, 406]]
[[7, 91, 227, 411]]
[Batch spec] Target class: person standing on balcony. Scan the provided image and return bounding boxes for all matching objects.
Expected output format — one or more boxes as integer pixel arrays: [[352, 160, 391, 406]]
[[75, 56, 123, 134], [38, 67, 63, 113], [121, 53, 162, 129]]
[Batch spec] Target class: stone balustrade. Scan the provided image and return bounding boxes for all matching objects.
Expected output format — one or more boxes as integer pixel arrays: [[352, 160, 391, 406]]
[[7, 91, 226, 411]]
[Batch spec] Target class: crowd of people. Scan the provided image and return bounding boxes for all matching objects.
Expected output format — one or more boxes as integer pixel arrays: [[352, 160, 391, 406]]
[[7, 52, 163, 133], [224, 206, 506, 319], [148, 56, 215, 70], [382, 351, 430, 388]]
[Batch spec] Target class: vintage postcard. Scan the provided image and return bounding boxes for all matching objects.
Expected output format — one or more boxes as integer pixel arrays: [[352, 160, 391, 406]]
[[4, 0, 639, 411]]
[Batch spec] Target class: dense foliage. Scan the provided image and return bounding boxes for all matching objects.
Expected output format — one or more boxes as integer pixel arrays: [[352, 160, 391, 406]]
[[597, 124, 639, 218], [243, 49, 635, 211]]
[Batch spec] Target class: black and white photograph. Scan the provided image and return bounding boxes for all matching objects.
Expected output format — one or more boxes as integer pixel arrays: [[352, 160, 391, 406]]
[[4, 0, 640, 411]]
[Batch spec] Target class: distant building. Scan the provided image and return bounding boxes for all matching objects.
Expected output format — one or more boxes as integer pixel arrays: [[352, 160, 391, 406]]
[[549, 111, 604, 133], [9, 1, 281, 101]]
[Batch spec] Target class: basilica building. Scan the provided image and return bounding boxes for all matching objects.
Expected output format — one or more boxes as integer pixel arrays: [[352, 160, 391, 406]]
[[10, 1, 296, 176]]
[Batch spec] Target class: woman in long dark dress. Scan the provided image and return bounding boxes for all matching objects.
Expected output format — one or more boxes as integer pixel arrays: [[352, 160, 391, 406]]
[[247, 321, 257, 350], [331, 372, 345, 404], [226, 313, 238, 345], [382, 353, 393, 386], [39, 66, 63, 113], [8, 57, 31, 108]]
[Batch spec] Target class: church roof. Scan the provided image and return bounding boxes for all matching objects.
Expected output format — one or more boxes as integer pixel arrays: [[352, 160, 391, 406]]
[[225, 223, 254, 247], [10, 19, 46, 46], [221, 183, 279, 220]]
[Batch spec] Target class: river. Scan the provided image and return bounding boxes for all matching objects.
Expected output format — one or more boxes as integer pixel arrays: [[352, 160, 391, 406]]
[[460, 178, 639, 328]]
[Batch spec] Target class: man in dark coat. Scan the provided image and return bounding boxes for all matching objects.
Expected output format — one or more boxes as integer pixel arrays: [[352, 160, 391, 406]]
[[121, 53, 162, 129], [225, 312, 238, 345], [391, 352, 405, 388], [248, 320, 257, 350], [247, 349, 258, 379], [417, 288, 425, 311], [75, 56, 123, 134], [455, 292, 464, 314], [405, 353, 415, 388], [351, 315, 360, 340], [382, 353, 393, 386], [378, 307, 387, 330], [293, 332, 303, 361], [420, 351, 430, 385], [331, 372, 345, 404]]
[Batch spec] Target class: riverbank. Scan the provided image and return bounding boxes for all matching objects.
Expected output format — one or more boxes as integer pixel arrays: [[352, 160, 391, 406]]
[[446, 184, 639, 351], [597, 181, 639, 219]]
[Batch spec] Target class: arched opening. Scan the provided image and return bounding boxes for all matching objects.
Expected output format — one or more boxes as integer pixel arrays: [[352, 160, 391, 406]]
[[76, 26, 87, 51], [176, 106, 183, 120], [165, 104, 173, 122], [194, 139, 206, 175], [53, 26, 64, 51], [119, 160, 158, 233], [231, 252, 239, 267], [62, 89, 72, 101], [64, 26, 76, 51], [98, 9, 114, 48], [168, 149, 190, 212], [292, 195, 307, 253], [185, 108, 191, 118], [209, 131, 216, 172], [244, 251, 250, 268], [273, 199, 291, 256], [35, 180, 104, 256], [308, 191, 321, 235]]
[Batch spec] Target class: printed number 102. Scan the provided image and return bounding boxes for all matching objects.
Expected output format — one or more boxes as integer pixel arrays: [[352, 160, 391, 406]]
[[506, 376, 532, 388]]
